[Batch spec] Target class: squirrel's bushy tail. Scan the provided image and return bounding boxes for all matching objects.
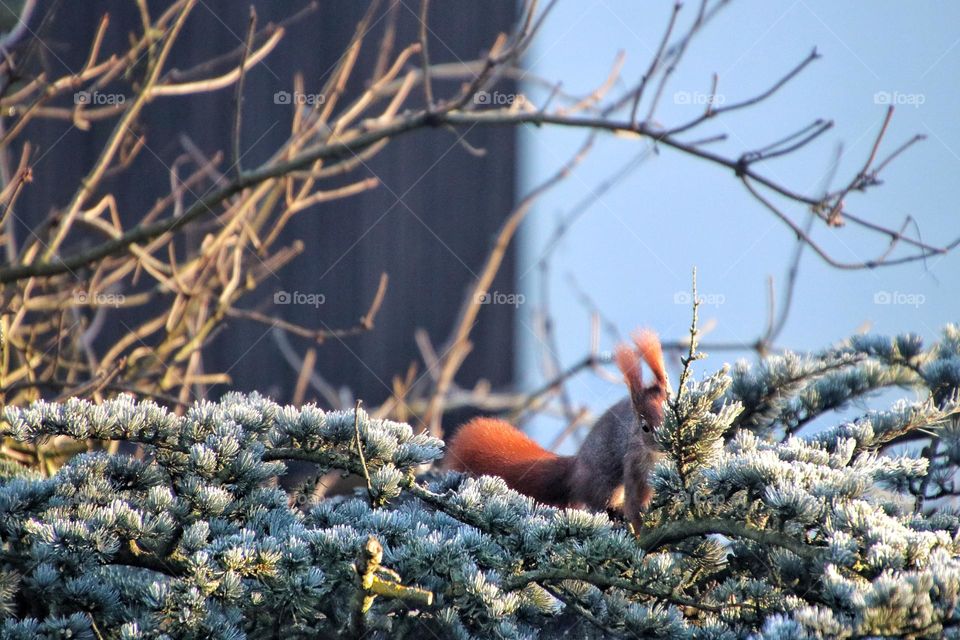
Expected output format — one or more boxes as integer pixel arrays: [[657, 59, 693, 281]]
[[446, 417, 575, 507]]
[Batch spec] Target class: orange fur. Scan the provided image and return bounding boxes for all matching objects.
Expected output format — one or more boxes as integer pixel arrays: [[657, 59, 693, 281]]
[[633, 329, 666, 387], [446, 418, 574, 506], [615, 345, 643, 395]]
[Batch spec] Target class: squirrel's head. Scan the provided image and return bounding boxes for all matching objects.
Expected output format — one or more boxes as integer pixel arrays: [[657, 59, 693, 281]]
[[615, 330, 668, 447]]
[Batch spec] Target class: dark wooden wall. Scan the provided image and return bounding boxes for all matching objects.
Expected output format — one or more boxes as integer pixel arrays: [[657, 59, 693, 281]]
[[11, 1, 518, 410]]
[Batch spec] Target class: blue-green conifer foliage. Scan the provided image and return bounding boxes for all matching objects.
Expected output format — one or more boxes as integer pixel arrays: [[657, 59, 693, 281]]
[[0, 327, 958, 638]]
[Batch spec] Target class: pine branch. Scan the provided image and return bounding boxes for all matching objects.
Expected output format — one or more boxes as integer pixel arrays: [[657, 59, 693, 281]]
[[635, 517, 820, 562]]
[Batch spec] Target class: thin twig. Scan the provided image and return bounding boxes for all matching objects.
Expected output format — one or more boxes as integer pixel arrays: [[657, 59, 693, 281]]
[[422, 135, 596, 436], [231, 6, 257, 178], [417, 0, 434, 110], [43, 0, 199, 260], [628, 1, 681, 123], [675, 267, 703, 398], [354, 399, 373, 498]]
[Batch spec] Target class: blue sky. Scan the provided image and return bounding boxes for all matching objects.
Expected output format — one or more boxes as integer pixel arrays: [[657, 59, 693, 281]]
[[517, 1, 960, 446]]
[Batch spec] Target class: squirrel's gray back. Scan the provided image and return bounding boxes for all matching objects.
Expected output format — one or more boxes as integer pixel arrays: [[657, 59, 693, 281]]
[[567, 398, 637, 510]]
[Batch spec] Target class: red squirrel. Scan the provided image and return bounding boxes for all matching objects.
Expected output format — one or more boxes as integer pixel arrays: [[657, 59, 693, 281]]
[[446, 330, 667, 530]]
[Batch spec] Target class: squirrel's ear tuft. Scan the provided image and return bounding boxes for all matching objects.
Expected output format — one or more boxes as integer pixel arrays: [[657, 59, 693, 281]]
[[615, 343, 643, 395], [632, 329, 667, 387]]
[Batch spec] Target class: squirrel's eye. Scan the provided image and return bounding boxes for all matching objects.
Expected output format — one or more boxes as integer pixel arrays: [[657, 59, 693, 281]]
[[642, 424, 651, 433]]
